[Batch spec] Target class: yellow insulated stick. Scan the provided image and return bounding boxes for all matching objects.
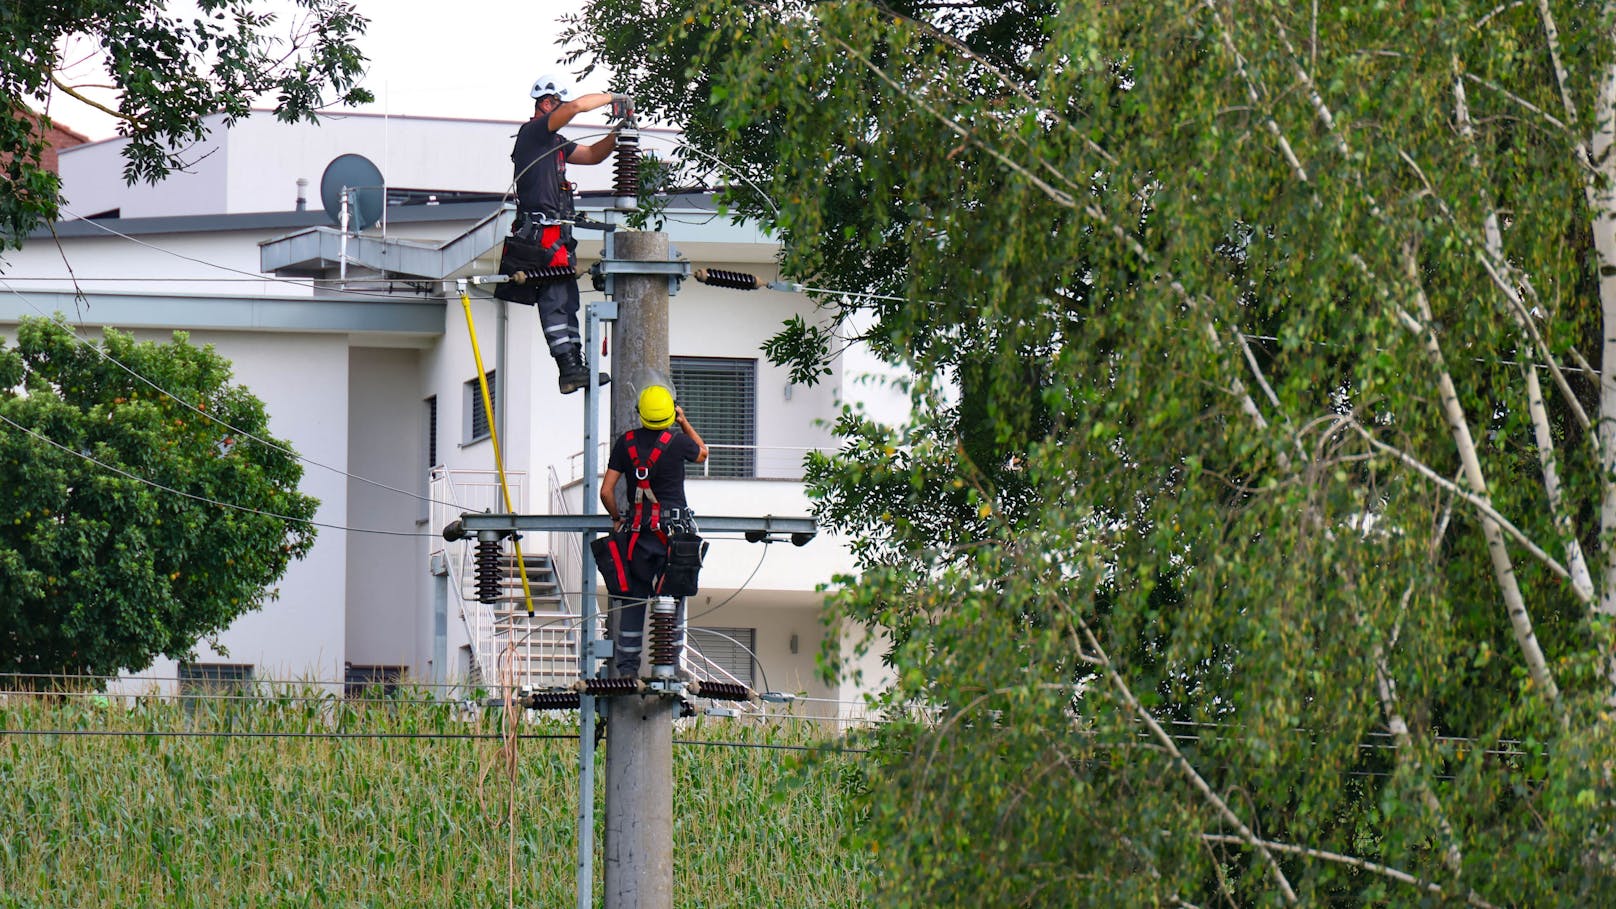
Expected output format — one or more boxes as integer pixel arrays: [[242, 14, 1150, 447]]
[[459, 290, 537, 616]]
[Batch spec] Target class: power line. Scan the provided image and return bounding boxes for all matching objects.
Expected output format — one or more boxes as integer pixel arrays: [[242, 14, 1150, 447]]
[[0, 410, 436, 538], [52, 208, 449, 303], [0, 727, 574, 742], [684, 543, 772, 623], [0, 726, 871, 754], [0, 278, 468, 513]]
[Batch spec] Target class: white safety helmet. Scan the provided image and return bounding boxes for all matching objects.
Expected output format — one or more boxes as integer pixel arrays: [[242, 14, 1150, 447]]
[[529, 73, 573, 101]]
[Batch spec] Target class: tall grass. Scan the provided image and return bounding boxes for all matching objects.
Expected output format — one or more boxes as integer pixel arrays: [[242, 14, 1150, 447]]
[[0, 689, 867, 908]]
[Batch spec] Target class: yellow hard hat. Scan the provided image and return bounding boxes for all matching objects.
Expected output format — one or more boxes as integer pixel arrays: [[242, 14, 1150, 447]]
[[638, 385, 676, 429]]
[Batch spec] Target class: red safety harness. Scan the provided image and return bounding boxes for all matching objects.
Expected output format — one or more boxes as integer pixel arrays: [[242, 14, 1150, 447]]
[[625, 429, 675, 558]]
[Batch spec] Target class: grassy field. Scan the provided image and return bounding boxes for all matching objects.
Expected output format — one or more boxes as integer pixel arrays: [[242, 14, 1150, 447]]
[[0, 689, 868, 908]]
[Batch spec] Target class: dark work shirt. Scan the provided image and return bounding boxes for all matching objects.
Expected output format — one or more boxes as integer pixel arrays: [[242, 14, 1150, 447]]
[[511, 117, 578, 217], [608, 429, 701, 510]]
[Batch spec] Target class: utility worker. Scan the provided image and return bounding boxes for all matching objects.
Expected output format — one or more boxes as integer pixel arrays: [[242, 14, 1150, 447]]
[[597, 385, 708, 677], [497, 72, 633, 394]]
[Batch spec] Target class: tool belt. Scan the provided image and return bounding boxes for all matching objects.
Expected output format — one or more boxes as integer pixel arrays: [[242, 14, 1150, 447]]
[[494, 213, 575, 304]]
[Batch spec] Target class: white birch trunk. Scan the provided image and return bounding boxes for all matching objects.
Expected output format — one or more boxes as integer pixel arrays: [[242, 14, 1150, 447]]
[[1592, 60, 1616, 626]]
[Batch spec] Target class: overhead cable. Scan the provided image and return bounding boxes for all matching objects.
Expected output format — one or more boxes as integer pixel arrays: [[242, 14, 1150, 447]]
[[0, 411, 436, 538], [0, 278, 467, 512]]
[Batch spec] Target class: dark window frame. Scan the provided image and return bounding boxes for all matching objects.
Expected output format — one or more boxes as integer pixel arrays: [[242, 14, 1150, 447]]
[[671, 356, 756, 478], [463, 370, 496, 445]]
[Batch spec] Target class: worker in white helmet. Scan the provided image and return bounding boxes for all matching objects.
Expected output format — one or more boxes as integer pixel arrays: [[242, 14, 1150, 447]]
[[496, 72, 634, 394]]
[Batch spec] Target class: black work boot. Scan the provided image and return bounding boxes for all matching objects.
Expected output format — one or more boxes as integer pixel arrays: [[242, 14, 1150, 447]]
[[555, 348, 609, 395]]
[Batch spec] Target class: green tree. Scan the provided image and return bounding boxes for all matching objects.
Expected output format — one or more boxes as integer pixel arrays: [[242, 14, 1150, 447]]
[[0, 317, 318, 679], [1, 0, 370, 249], [576, 1, 1616, 905]]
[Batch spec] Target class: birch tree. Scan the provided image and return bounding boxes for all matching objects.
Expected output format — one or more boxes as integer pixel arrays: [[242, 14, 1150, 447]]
[[577, 1, 1616, 904]]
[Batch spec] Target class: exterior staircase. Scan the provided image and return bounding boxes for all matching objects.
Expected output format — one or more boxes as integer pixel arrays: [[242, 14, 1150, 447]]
[[469, 550, 586, 690]]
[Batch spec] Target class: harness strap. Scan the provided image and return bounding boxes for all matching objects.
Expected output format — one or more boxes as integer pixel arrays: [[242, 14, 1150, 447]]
[[626, 430, 675, 555]]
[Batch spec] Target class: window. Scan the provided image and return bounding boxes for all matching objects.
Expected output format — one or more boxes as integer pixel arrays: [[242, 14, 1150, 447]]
[[345, 665, 407, 699], [687, 627, 756, 687], [425, 395, 438, 467], [671, 357, 755, 478], [463, 370, 496, 444], [178, 662, 254, 711]]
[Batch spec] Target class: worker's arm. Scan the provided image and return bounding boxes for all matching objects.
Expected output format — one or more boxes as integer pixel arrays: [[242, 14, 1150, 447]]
[[546, 91, 621, 132], [676, 406, 709, 464], [566, 132, 617, 165], [599, 468, 624, 525]]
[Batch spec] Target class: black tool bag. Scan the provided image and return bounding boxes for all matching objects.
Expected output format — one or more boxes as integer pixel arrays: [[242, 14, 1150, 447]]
[[658, 531, 708, 598], [493, 233, 543, 304], [493, 223, 571, 304], [591, 533, 634, 597]]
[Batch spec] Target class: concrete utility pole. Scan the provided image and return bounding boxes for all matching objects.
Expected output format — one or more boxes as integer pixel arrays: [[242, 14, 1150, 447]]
[[603, 229, 674, 909]]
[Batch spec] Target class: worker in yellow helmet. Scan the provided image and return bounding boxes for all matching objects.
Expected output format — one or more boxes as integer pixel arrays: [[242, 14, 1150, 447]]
[[597, 385, 708, 677]]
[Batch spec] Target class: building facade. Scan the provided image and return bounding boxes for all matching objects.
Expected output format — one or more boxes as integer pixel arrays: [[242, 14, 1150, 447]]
[[0, 111, 890, 716]]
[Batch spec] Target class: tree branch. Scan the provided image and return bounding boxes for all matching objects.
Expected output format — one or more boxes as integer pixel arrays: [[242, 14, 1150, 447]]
[[1450, 69, 1596, 602], [1196, 834, 1501, 908], [1075, 618, 1300, 904], [1348, 423, 1575, 588], [48, 72, 139, 126], [1394, 251, 1564, 708]]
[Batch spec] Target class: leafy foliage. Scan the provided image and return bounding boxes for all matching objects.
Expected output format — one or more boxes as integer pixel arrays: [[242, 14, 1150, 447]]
[[576, 0, 1616, 905], [0, 0, 370, 249], [0, 317, 318, 678]]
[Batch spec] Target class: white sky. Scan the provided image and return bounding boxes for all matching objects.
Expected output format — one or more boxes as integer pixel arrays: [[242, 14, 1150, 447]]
[[40, 0, 609, 140]]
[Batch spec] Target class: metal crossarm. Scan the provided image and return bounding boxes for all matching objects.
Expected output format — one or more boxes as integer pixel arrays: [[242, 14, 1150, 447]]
[[446, 513, 817, 542]]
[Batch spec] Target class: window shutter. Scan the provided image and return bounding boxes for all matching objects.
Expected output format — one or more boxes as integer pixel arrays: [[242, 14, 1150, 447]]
[[464, 370, 496, 443], [687, 627, 756, 686], [671, 357, 755, 477]]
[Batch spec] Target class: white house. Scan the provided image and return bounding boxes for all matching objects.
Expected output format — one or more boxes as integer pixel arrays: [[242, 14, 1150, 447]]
[[0, 111, 892, 717]]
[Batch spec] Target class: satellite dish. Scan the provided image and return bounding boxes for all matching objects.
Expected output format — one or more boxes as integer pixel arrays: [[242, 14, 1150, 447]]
[[320, 153, 385, 231]]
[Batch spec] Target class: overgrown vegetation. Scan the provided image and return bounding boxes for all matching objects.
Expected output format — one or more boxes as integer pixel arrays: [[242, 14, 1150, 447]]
[[574, 1, 1616, 904], [0, 689, 866, 908]]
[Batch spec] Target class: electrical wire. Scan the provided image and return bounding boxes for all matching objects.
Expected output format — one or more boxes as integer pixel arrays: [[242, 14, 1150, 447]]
[[0, 671, 468, 689], [0, 727, 574, 742], [0, 726, 873, 754], [53, 207, 449, 303], [638, 132, 783, 218], [686, 625, 773, 695], [684, 542, 772, 624], [0, 410, 436, 538], [0, 278, 469, 512]]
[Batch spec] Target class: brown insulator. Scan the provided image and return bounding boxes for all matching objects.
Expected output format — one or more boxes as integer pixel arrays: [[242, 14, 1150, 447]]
[[612, 129, 641, 198], [648, 597, 679, 674], [514, 265, 577, 284], [691, 681, 751, 702], [694, 268, 761, 291], [525, 691, 582, 711], [580, 677, 646, 696], [475, 537, 502, 604]]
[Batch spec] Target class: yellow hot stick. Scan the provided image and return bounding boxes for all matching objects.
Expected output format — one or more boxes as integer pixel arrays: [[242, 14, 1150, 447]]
[[460, 291, 537, 616]]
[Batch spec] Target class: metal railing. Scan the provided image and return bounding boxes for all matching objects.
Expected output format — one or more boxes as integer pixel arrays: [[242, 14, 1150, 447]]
[[429, 467, 541, 696], [547, 465, 587, 615]]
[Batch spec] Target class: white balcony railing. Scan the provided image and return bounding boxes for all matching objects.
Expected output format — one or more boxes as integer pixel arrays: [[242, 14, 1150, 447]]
[[563, 443, 824, 485]]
